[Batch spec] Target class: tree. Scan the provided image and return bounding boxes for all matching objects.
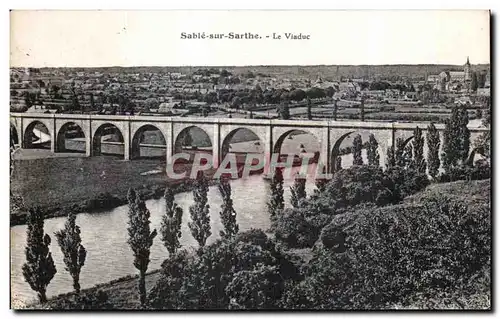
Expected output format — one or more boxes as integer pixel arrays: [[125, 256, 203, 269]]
[[442, 106, 470, 172], [335, 157, 342, 172], [182, 131, 193, 148], [333, 99, 338, 121], [54, 212, 87, 293], [149, 229, 297, 310], [360, 98, 365, 121], [127, 188, 158, 307], [231, 96, 242, 109], [218, 178, 239, 239], [471, 72, 478, 92], [477, 71, 487, 88], [89, 93, 95, 110], [290, 174, 306, 208], [474, 108, 491, 160], [278, 101, 290, 120], [441, 109, 458, 172], [325, 86, 335, 98], [315, 166, 329, 193], [394, 138, 407, 167], [475, 109, 482, 120], [189, 172, 212, 247], [160, 187, 183, 256], [426, 123, 441, 179], [267, 168, 284, 220], [23, 91, 34, 108], [352, 134, 363, 166], [412, 127, 426, 174], [366, 134, 380, 166], [306, 97, 312, 120], [226, 264, 279, 309], [70, 86, 81, 113], [457, 106, 471, 164], [402, 143, 414, 169], [306, 87, 326, 99], [385, 145, 395, 169], [22, 207, 57, 303], [290, 89, 306, 102]]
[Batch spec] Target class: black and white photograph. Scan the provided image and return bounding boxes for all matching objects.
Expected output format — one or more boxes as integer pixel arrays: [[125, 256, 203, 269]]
[[8, 9, 492, 311]]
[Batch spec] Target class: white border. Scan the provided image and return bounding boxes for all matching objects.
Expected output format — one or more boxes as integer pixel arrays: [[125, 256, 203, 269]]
[[2, 1, 498, 318]]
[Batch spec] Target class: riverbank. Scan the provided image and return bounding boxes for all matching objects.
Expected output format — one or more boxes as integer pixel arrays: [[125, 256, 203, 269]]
[[16, 269, 163, 309], [10, 156, 218, 226], [21, 246, 312, 310]]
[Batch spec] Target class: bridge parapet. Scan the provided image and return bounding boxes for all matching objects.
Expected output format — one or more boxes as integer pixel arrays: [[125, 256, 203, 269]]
[[10, 112, 490, 173]]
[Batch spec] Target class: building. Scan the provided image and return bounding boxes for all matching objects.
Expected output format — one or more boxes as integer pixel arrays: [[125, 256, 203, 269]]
[[477, 88, 490, 97], [429, 57, 472, 93]]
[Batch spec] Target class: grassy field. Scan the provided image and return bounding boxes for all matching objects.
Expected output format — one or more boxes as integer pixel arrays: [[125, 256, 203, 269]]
[[10, 155, 219, 225], [11, 156, 167, 208]]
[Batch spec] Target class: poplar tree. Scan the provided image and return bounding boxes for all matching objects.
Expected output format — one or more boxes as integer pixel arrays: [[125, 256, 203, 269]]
[[127, 188, 157, 307], [402, 143, 414, 169], [22, 207, 57, 303], [279, 101, 291, 120], [395, 138, 407, 167], [218, 178, 239, 239], [160, 187, 183, 256], [474, 109, 490, 159], [457, 106, 471, 163], [443, 106, 461, 171], [386, 145, 396, 169], [366, 133, 380, 166], [360, 98, 365, 121], [333, 99, 338, 120], [307, 97, 312, 120], [54, 212, 87, 293], [412, 126, 426, 174], [188, 172, 212, 247], [427, 123, 441, 179], [442, 106, 470, 172], [352, 134, 363, 165], [267, 167, 284, 220], [315, 166, 329, 193], [335, 156, 342, 172], [290, 174, 307, 208]]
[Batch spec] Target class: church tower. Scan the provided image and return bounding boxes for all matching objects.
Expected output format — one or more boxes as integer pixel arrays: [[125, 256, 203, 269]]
[[464, 56, 472, 93], [464, 56, 471, 81]]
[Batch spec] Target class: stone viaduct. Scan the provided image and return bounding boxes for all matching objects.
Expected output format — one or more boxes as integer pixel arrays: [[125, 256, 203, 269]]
[[10, 113, 488, 173]]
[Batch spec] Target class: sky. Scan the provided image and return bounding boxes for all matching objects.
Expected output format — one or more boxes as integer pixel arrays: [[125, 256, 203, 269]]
[[10, 10, 491, 67]]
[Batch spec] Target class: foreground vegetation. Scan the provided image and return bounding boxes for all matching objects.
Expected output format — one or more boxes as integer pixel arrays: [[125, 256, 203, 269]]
[[24, 178, 490, 310]]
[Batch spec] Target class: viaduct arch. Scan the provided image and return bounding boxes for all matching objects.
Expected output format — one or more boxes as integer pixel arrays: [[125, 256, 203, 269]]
[[9, 113, 489, 174]]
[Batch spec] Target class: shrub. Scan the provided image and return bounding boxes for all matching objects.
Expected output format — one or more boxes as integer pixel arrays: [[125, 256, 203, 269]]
[[47, 290, 112, 310], [323, 166, 399, 208], [283, 194, 490, 309], [274, 165, 430, 249], [438, 161, 490, 183], [385, 166, 429, 199], [273, 208, 328, 248], [148, 230, 299, 309], [234, 228, 271, 249], [148, 250, 193, 309], [226, 264, 280, 309], [85, 192, 121, 211]]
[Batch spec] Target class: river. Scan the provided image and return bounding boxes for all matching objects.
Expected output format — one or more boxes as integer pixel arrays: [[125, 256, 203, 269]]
[[10, 167, 319, 306]]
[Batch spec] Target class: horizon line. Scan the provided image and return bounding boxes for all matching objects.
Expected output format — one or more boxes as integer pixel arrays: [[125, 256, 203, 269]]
[[9, 62, 491, 69]]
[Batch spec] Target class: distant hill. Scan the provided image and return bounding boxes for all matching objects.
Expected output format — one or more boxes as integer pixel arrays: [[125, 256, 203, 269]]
[[14, 63, 490, 81]]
